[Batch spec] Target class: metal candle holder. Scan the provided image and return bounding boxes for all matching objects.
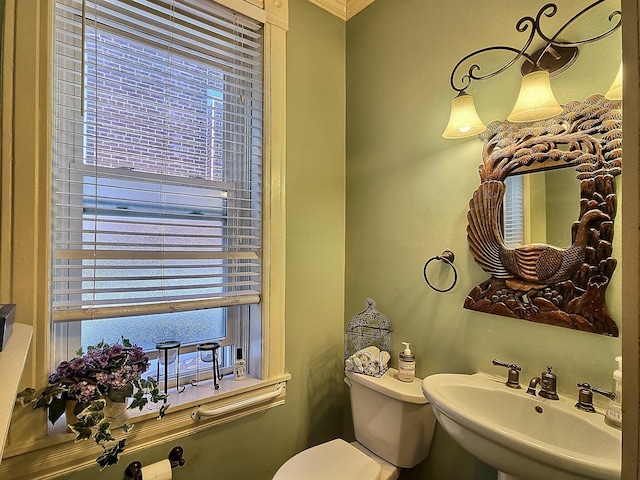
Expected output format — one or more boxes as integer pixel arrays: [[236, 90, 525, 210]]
[[193, 342, 223, 390], [155, 339, 185, 399]]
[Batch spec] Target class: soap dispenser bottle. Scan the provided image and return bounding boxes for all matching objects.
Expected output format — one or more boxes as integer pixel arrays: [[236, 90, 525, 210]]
[[605, 356, 622, 429], [398, 342, 415, 382]]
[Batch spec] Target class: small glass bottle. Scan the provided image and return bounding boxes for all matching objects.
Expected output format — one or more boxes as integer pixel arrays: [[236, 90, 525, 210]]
[[234, 348, 246, 380]]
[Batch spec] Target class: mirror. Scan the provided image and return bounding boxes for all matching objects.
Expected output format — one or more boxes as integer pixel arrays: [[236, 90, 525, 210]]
[[464, 94, 621, 336], [505, 168, 581, 248]]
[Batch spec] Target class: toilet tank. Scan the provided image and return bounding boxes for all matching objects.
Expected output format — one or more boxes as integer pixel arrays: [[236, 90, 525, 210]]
[[345, 368, 436, 468]]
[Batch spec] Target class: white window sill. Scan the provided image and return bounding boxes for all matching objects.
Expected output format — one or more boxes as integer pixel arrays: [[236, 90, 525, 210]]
[[1, 373, 290, 479]]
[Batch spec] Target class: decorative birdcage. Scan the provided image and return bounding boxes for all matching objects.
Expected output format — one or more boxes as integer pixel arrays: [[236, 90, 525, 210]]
[[344, 298, 392, 377]]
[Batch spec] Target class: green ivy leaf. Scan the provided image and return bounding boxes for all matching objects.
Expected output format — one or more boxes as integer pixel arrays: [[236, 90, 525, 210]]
[[96, 439, 127, 471], [128, 395, 147, 410], [74, 400, 104, 422], [70, 423, 94, 442], [15, 388, 37, 405], [33, 395, 51, 410], [120, 423, 133, 433], [72, 401, 91, 417], [158, 404, 170, 419], [47, 397, 66, 424], [93, 422, 116, 444], [107, 384, 132, 403]]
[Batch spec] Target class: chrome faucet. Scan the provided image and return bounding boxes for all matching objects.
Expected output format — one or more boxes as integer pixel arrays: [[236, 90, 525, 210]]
[[526, 366, 559, 400], [492, 359, 522, 389]]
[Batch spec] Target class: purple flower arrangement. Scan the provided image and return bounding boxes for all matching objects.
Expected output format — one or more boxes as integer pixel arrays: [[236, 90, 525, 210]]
[[49, 340, 150, 403], [17, 338, 169, 470]]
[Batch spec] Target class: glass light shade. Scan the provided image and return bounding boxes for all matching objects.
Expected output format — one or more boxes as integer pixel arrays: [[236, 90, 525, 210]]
[[605, 63, 622, 100], [442, 93, 487, 139], [507, 70, 563, 123]]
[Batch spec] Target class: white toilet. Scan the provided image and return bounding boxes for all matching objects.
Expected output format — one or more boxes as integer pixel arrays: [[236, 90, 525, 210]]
[[273, 368, 437, 480]]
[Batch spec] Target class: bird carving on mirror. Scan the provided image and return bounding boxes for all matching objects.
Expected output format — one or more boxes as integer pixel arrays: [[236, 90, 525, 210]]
[[467, 180, 610, 298]]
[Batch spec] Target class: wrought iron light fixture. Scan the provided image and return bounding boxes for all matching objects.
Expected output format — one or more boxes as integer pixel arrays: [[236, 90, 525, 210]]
[[442, 1, 622, 139]]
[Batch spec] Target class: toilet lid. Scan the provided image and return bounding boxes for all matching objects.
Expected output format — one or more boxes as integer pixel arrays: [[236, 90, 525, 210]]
[[273, 439, 381, 480]]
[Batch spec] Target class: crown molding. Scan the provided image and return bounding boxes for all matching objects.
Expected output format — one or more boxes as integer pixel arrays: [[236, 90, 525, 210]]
[[308, 0, 345, 19], [346, 0, 374, 19], [307, 0, 374, 20]]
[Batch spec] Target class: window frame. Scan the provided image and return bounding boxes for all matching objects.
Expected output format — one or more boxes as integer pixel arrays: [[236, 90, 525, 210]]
[[0, 0, 288, 477]]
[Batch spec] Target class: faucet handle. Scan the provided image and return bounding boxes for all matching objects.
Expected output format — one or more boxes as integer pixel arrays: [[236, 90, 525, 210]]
[[543, 366, 556, 380], [539, 366, 559, 400], [492, 359, 522, 389], [575, 382, 616, 412]]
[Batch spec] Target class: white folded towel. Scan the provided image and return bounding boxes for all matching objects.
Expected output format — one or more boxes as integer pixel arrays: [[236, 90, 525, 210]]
[[345, 346, 391, 377]]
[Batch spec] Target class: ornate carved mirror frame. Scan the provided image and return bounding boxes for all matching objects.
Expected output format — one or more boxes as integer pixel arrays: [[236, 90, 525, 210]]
[[464, 94, 621, 336]]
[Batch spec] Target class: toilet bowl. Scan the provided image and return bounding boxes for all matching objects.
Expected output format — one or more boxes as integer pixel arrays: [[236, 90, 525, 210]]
[[273, 368, 437, 480], [273, 439, 392, 480]]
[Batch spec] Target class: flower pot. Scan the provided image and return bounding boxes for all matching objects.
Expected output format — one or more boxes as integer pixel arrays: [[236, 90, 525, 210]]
[[64, 400, 79, 430], [104, 397, 129, 422], [65, 397, 129, 431]]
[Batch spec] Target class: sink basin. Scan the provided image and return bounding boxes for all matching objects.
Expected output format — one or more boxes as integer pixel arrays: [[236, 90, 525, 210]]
[[421, 373, 621, 480]]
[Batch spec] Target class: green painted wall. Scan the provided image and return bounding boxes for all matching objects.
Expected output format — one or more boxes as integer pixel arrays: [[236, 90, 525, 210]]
[[58, 1, 346, 479], [345, 1, 622, 479]]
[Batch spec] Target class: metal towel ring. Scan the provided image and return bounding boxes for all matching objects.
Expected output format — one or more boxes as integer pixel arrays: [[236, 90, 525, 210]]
[[423, 250, 457, 293]]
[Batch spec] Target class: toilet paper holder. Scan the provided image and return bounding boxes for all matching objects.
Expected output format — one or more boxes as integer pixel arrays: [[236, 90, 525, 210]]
[[124, 446, 186, 479]]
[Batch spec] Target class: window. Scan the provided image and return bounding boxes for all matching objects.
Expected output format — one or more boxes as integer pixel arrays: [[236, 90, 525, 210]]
[[52, 0, 264, 382], [503, 174, 525, 246], [0, 0, 286, 475]]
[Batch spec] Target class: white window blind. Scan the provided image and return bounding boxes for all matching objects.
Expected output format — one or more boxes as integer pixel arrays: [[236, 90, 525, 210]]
[[503, 175, 525, 246], [52, 0, 264, 322]]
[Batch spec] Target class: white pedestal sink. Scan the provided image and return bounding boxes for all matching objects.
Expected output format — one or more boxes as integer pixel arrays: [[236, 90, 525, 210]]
[[421, 373, 621, 480]]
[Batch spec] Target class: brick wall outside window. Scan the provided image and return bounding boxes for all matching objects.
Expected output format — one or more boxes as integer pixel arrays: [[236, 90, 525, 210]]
[[84, 29, 224, 180]]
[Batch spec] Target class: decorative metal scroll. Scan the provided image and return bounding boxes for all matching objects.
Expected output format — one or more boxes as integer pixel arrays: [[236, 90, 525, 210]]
[[464, 94, 621, 336], [448, 2, 621, 95]]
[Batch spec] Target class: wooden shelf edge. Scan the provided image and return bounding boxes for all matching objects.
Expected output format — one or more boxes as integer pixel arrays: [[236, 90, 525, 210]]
[[0, 323, 33, 466]]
